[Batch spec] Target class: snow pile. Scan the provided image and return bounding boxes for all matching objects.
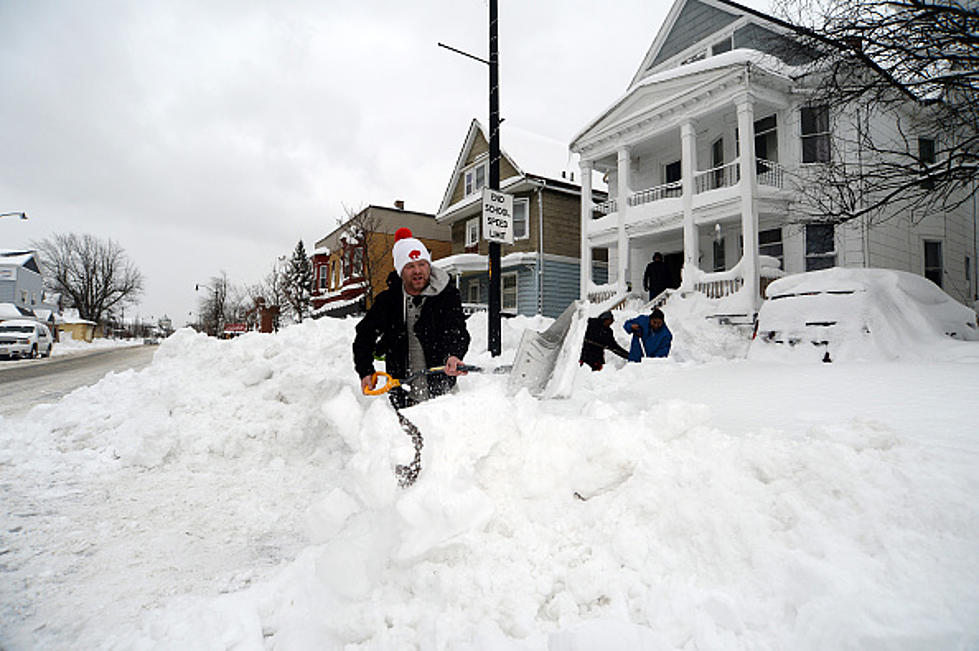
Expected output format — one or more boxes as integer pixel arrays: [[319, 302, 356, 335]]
[[51, 331, 143, 357], [1, 309, 978, 649]]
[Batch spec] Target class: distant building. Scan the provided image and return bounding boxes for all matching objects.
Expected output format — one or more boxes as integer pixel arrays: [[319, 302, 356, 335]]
[[311, 203, 451, 318], [433, 119, 608, 318], [0, 249, 58, 322]]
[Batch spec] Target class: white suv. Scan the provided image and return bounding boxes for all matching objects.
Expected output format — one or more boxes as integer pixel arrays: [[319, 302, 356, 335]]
[[0, 320, 54, 359]]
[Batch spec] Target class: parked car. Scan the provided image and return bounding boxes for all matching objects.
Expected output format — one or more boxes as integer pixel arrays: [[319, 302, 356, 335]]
[[0, 319, 54, 359], [748, 268, 979, 362]]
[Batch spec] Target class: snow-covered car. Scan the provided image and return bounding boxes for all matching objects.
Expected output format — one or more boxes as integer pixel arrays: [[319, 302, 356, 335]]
[[748, 268, 979, 362], [0, 319, 54, 359]]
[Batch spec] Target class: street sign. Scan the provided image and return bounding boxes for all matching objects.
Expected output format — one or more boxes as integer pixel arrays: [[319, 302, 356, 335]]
[[481, 188, 513, 244]]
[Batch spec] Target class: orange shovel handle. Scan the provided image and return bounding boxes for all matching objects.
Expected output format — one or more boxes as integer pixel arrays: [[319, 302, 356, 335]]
[[362, 371, 401, 396]]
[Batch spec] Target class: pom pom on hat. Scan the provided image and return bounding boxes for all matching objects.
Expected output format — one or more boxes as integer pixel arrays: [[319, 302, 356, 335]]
[[392, 226, 432, 275]]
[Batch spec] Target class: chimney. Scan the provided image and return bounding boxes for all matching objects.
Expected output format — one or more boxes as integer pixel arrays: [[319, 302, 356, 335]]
[[394, 200, 405, 210]]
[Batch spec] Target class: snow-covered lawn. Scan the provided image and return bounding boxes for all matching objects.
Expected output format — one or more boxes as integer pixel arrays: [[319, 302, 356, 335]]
[[0, 302, 977, 649]]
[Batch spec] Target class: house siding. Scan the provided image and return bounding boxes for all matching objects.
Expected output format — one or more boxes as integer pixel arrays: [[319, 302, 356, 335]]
[[541, 258, 581, 317], [733, 23, 819, 66], [450, 131, 520, 208], [651, 0, 738, 68]]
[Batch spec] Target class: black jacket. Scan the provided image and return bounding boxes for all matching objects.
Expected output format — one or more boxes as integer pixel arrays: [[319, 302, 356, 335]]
[[579, 317, 629, 369], [353, 271, 471, 397], [643, 260, 673, 297]]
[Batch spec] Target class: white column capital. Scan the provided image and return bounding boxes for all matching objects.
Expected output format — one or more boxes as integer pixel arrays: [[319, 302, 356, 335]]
[[579, 159, 594, 173], [734, 92, 755, 112]]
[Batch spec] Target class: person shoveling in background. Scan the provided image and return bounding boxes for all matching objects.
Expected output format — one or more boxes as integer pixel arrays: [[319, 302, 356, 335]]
[[579, 310, 630, 371], [624, 308, 672, 361], [353, 227, 471, 408]]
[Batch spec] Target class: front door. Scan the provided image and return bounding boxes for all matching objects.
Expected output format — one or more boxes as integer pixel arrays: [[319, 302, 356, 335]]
[[663, 251, 683, 289]]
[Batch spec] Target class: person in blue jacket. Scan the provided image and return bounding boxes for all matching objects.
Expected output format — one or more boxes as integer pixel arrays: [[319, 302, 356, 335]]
[[624, 308, 672, 361]]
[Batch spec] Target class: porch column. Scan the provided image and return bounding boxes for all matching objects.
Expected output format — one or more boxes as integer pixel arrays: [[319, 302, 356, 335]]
[[736, 93, 760, 309], [579, 159, 594, 300], [616, 146, 631, 292], [680, 120, 699, 290]]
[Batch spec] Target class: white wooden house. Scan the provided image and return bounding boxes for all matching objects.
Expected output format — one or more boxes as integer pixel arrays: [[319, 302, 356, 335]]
[[571, 0, 977, 317]]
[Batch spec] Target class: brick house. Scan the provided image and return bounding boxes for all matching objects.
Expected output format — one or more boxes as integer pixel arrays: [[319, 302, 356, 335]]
[[310, 203, 452, 318]]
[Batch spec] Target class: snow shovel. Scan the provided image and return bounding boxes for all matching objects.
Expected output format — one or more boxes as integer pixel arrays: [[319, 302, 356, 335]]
[[362, 364, 509, 396], [507, 300, 587, 397]]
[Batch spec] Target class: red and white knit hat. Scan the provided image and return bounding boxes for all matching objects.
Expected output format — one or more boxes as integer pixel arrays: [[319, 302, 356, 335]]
[[392, 227, 432, 275]]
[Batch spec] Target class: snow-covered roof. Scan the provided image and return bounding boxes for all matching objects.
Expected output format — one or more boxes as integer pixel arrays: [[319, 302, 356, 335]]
[[572, 49, 796, 149], [0, 303, 35, 319], [432, 251, 540, 274], [0, 252, 35, 268]]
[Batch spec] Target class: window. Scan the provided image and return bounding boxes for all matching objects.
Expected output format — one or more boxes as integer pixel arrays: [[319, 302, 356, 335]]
[[467, 282, 480, 304], [713, 237, 726, 272], [966, 256, 972, 296], [801, 105, 830, 163], [919, 137, 936, 189], [502, 272, 518, 311], [711, 138, 725, 190], [711, 36, 733, 56], [512, 198, 529, 240], [20, 289, 27, 303], [759, 228, 784, 268], [805, 223, 836, 270], [318, 265, 328, 290], [464, 161, 488, 197], [924, 240, 943, 287], [754, 114, 778, 169], [465, 218, 479, 247], [351, 247, 364, 277]]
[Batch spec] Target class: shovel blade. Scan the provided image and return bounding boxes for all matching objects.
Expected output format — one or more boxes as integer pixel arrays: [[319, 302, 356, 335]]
[[507, 301, 585, 397]]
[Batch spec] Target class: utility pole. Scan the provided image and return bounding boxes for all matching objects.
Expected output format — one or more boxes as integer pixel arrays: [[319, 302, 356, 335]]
[[487, 0, 501, 357], [438, 2, 503, 356]]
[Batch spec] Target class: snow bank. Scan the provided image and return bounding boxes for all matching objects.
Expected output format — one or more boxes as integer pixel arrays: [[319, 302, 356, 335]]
[[1, 308, 977, 650]]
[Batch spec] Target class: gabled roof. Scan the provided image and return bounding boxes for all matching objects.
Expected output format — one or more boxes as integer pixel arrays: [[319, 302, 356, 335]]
[[437, 118, 585, 216], [628, 0, 804, 89], [0, 249, 40, 273]]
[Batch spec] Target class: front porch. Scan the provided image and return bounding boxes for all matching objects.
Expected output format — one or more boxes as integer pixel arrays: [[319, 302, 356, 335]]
[[571, 51, 801, 316]]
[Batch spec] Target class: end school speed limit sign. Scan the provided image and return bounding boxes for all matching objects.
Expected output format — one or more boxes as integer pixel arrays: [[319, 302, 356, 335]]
[[481, 188, 513, 244]]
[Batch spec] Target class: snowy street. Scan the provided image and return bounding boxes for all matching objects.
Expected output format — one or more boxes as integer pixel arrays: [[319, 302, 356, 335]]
[[0, 345, 154, 418], [1, 308, 977, 649]]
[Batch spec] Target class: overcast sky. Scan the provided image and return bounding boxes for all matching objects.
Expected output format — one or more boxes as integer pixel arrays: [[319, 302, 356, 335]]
[[0, 0, 770, 326]]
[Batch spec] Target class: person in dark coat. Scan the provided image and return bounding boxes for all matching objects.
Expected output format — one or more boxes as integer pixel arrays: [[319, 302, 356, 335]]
[[579, 311, 630, 371], [643, 252, 672, 301], [624, 307, 672, 361], [353, 228, 471, 407]]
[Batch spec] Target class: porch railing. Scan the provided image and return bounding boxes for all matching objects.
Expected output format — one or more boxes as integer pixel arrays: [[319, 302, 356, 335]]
[[628, 181, 682, 206], [693, 274, 744, 298], [594, 199, 617, 215], [756, 159, 784, 188], [694, 161, 740, 194]]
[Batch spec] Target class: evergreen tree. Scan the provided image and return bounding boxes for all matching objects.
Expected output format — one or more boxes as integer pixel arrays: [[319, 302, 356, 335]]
[[284, 240, 313, 323]]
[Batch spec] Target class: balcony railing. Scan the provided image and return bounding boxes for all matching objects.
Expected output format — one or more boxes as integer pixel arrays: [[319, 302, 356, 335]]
[[756, 159, 784, 188], [594, 199, 617, 215], [628, 181, 682, 206], [695, 161, 740, 194]]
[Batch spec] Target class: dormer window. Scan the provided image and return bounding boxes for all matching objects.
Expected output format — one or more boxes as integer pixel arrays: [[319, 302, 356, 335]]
[[711, 36, 733, 56], [464, 161, 488, 197]]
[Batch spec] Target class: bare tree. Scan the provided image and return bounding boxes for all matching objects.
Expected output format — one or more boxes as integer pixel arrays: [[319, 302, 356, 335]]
[[341, 204, 392, 310], [197, 272, 230, 337], [763, 0, 979, 224], [33, 233, 144, 325]]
